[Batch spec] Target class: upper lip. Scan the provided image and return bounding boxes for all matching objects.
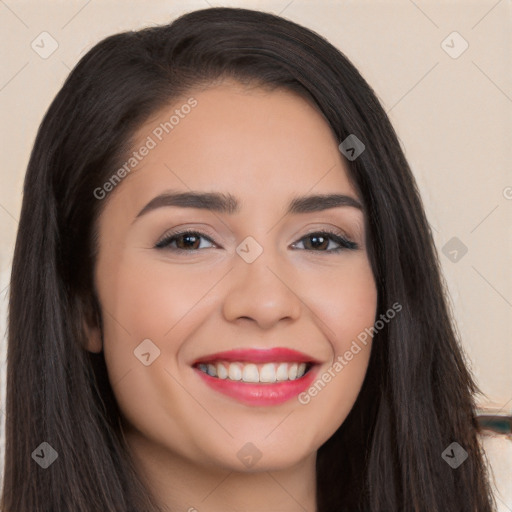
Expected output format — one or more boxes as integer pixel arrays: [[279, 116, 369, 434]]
[[193, 347, 321, 365]]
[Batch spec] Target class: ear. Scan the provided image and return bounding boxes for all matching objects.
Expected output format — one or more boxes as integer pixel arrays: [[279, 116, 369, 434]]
[[82, 295, 103, 354]]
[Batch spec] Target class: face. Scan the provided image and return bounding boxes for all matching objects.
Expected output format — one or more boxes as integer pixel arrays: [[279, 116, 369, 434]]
[[87, 80, 378, 474]]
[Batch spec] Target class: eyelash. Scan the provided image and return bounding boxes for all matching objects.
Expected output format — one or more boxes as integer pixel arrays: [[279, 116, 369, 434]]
[[154, 228, 358, 253]]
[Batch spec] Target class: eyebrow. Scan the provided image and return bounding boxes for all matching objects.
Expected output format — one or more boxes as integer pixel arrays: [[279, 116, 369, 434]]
[[133, 190, 363, 221]]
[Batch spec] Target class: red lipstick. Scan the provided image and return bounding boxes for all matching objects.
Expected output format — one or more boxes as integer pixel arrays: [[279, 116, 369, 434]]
[[193, 347, 319, 365], [192, 348, 320, 406]]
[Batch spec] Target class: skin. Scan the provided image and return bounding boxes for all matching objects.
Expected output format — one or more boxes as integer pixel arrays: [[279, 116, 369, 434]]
[[86, 80, 378, 512]]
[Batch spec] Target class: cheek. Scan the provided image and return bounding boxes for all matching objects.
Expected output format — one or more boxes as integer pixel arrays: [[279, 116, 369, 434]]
[[98, 253, 220, 376], [293, 255, 377, 416], [97, 256, 208, 437], [302, 256, 378, 351]]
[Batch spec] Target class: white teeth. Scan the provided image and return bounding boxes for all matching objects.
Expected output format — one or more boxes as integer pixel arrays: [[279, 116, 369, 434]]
[[259, 363, 277, 383], [216, 363, 228, 379], [242, 363, 259, 383], [228, 363, 242, 381], [198, 361, 311, 383], [276, 363, 289, 381]]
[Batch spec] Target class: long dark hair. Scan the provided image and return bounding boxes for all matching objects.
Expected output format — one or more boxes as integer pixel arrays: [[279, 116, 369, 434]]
[[2, 7, 495, 512]]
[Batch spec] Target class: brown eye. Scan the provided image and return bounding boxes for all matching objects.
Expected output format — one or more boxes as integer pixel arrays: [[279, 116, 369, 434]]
[[303, 234, 329, 251], [155, 230, 216, 251], [292, 231, 358, 253]]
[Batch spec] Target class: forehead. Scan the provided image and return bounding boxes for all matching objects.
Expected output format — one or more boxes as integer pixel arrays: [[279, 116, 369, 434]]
[[109, 80, 359, 212]]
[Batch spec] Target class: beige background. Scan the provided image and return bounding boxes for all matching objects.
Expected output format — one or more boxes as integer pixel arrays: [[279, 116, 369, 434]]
[[0, 0, 511, 507]]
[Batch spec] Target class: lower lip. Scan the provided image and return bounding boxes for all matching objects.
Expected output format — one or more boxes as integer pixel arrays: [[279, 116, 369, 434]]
[[194, 366, 318, 406]]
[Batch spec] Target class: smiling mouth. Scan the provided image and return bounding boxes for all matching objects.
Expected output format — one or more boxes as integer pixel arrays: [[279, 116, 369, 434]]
[[194, 361, 314, 383], [192, 348, 320, 405]]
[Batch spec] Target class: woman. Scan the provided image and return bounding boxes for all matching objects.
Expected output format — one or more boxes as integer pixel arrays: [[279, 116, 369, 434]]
[[1, 6, 496, 512]]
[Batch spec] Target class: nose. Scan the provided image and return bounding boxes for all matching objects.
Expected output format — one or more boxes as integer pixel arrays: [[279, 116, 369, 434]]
[[222, 246, 302, 330]]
